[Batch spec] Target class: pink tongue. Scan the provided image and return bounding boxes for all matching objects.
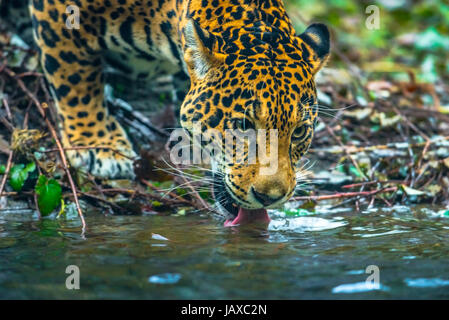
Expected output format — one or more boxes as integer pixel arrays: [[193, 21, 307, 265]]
[[224, 208, 271, 227]]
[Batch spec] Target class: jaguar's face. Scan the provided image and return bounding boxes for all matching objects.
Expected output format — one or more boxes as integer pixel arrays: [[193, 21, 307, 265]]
[[180, 20, 330, 225]]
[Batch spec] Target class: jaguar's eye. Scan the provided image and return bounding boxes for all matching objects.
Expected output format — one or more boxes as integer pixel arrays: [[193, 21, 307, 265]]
[[292, 125, 310, 143], [233, 118, 255, 132]]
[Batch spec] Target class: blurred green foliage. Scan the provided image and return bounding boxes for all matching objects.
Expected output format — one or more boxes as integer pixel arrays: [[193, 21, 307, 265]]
[[285, 0, 449, 83], [9, 162, 36, 192]]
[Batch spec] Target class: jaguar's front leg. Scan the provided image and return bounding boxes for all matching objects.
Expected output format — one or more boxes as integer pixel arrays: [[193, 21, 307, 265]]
[[32, 12, 136, 178]]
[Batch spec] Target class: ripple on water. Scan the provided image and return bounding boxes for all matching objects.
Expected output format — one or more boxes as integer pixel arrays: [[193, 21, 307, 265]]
[[332, 281, 389, 294], [405, 278, 449, 288], [357, 229, 409, 238], [148, 273, 182, 285], [269, 217, 346, 233]]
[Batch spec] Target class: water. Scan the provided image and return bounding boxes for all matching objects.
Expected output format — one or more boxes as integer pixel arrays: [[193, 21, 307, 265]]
[[0, 204, 449, 299]]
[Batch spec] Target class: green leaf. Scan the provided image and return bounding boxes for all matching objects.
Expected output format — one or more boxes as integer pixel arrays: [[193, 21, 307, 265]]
[[152, 200, 162, 207], [57, 198, 66, 218], [35, 175, 62, 216], [24, 162, 36, 174], [284, 208, 314, 217], [9, 162, 36, 191], [0, 165, 5, 174], [176, 209, 186, 216], [401, 184, 425, 196], [199, 191, 210, 200], [176, 188, 187, 196], [348, 165, 366, 179], [151, 181, 161, 187], [9, 164, 25, 191]]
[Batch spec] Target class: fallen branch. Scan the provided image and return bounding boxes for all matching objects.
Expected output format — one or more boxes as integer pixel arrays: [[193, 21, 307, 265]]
[[342, 180, 404, 189], [291, 187, 398, 202], [0, 150, 13, 198], [310, 135, 449, 155]]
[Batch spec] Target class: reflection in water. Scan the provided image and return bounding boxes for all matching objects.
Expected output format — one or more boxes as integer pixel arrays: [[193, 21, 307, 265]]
[[332, 281, 389, 294], [0, 205, 449, 299], [269, 216, 346, 232], [148, 273, 182, 285], [405, 278, 449, 288]]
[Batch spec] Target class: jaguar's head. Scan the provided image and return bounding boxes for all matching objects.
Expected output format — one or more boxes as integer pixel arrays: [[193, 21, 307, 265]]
[[179, 20, 330, 226]]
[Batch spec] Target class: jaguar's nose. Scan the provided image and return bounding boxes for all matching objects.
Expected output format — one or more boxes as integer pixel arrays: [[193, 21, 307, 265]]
[[251, 187, 284, 206]]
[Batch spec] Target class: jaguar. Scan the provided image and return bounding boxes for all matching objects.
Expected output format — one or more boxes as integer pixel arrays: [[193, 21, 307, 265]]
[[7, 0, 330, 225]]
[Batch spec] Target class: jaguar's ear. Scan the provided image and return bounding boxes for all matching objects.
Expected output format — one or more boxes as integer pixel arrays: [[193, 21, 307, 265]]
[[183, 19, 224, 80], [297, 23, 330, 75]]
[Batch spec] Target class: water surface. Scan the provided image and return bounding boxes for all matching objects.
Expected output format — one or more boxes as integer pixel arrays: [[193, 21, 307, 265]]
[[0, 204, 448, 299]]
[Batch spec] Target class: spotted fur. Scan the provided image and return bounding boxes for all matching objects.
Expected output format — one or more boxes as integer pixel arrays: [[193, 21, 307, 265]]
[[29, 0, 330, 209]]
